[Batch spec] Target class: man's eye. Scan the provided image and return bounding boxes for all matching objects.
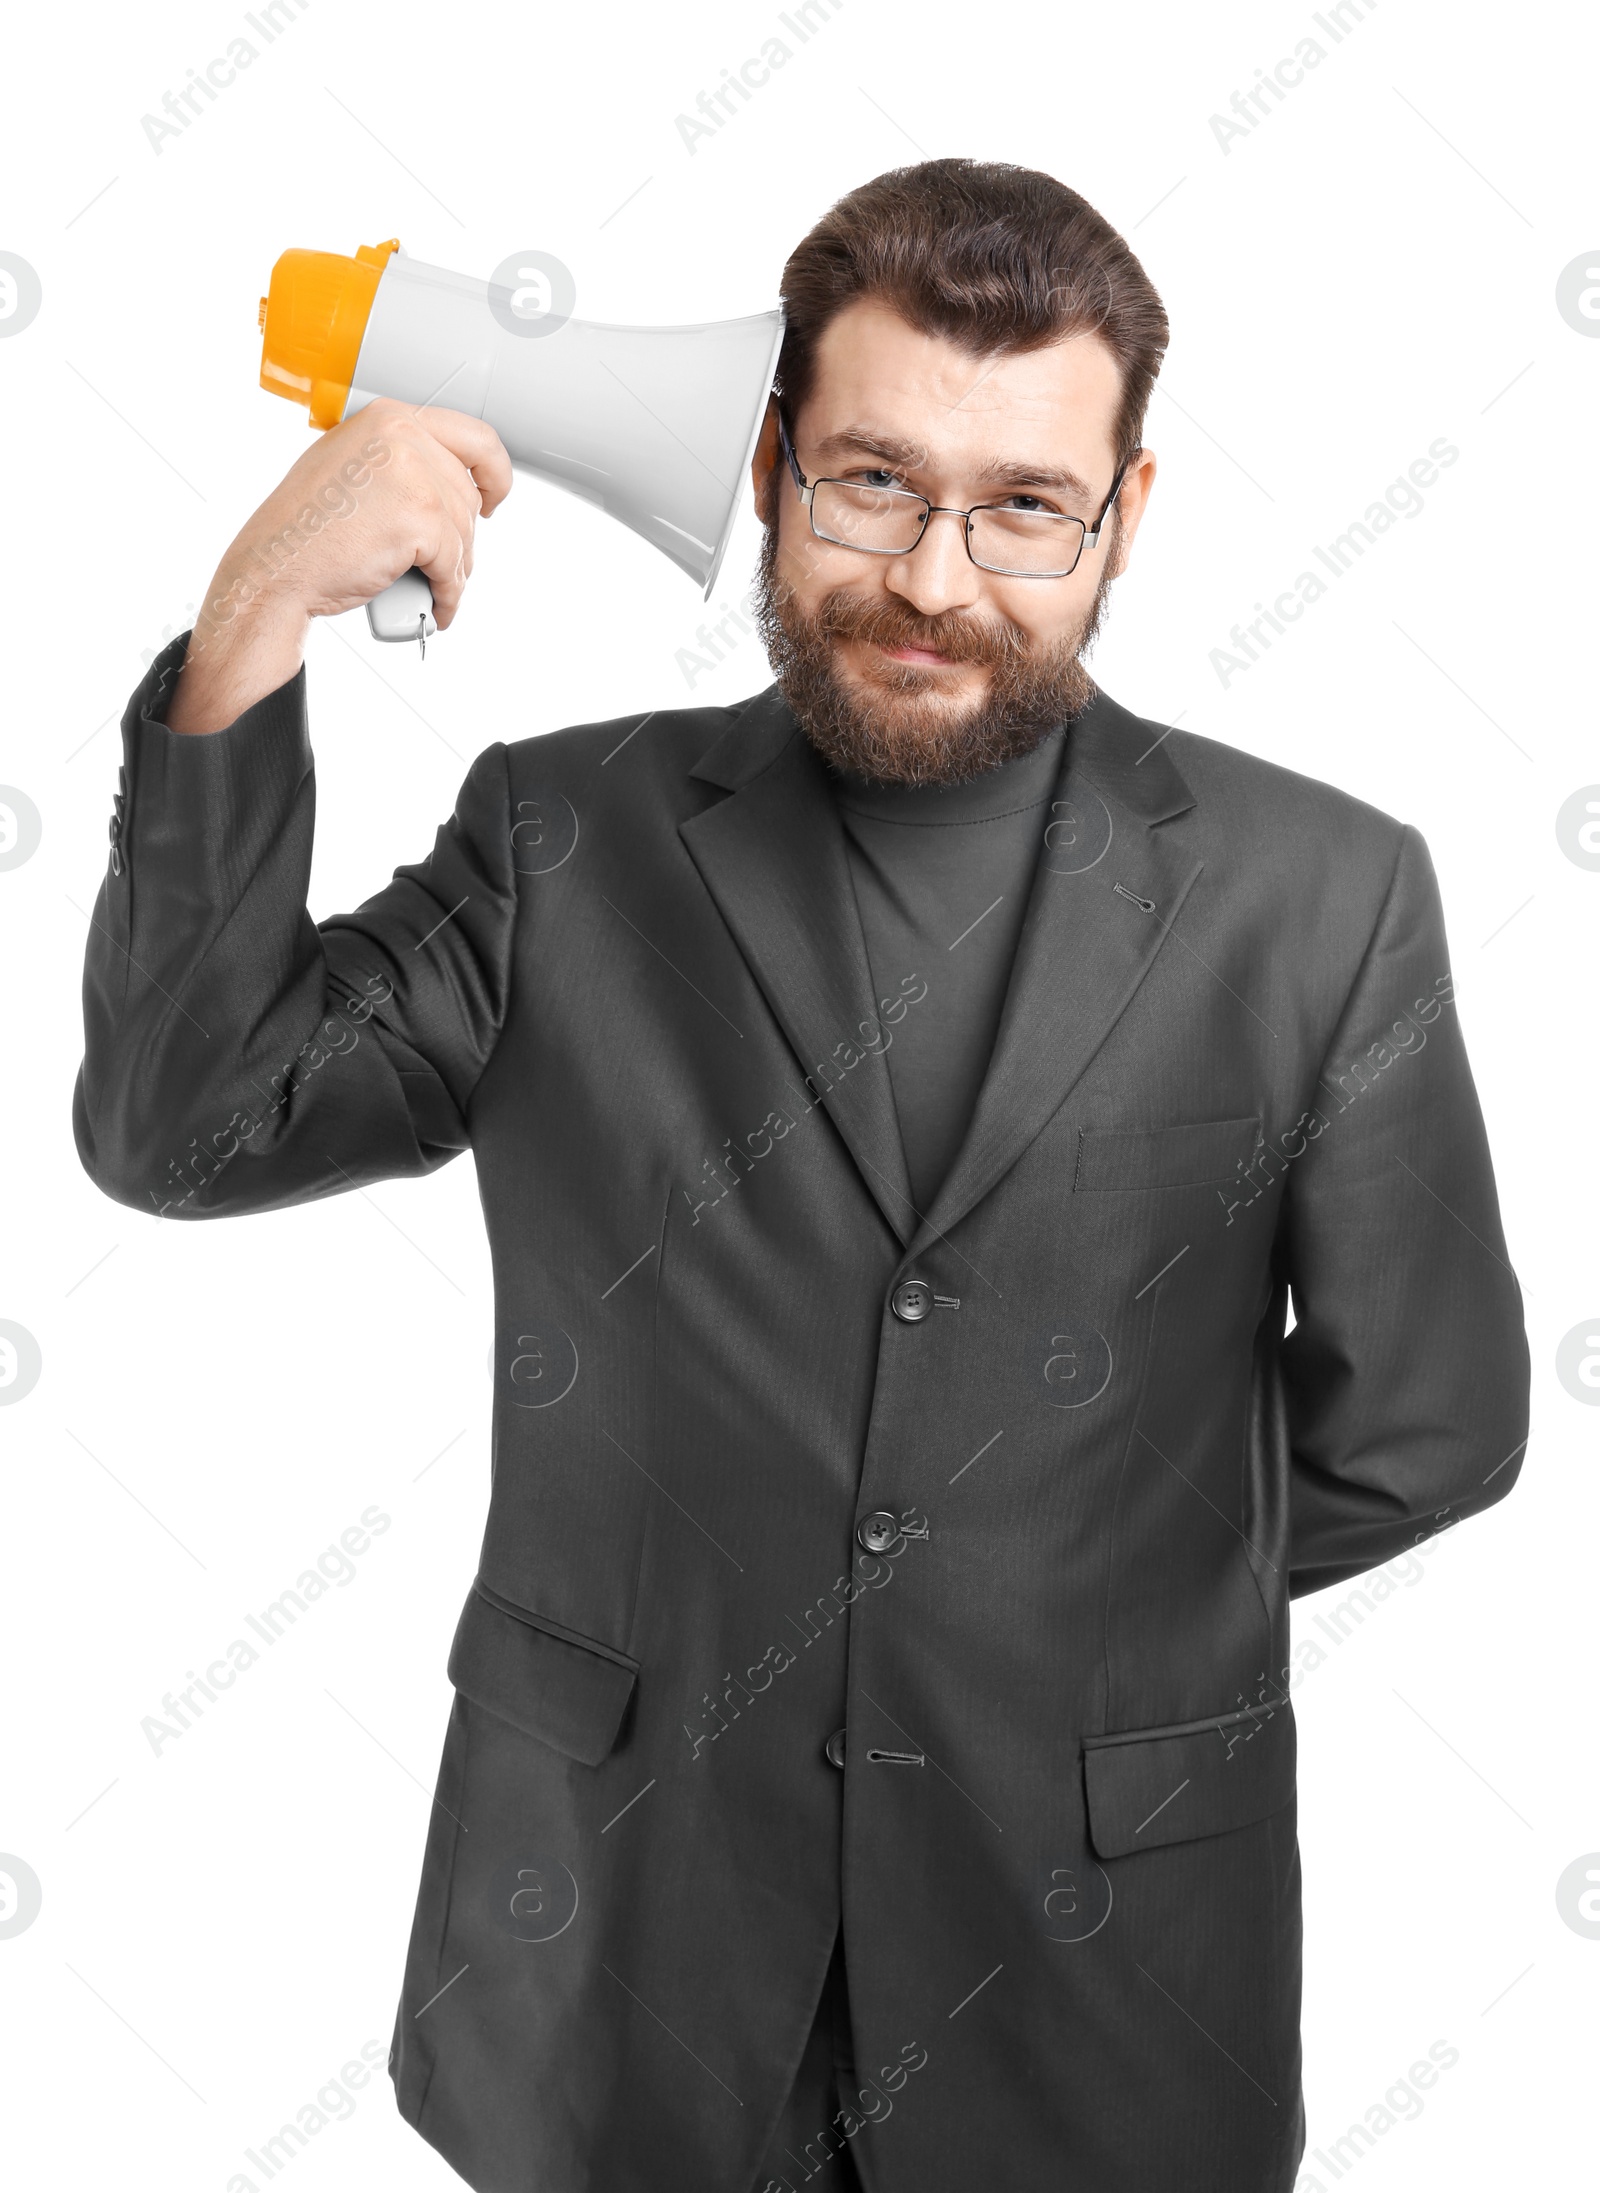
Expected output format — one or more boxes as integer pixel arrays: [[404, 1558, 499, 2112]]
[[1003, 494, 1062, 516], [852, 468, 906, 490]]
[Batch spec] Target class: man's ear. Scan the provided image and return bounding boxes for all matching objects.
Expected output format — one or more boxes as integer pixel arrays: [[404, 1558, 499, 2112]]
[[750, 399, 782, 529], [1107, 446, 1158, 579]]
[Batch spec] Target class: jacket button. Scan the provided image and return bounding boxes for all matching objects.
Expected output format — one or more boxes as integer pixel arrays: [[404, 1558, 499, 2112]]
[[856, 1511, 900, 1555], [824, 1727, 846, 1768], [891, 1279, 933, 1323]]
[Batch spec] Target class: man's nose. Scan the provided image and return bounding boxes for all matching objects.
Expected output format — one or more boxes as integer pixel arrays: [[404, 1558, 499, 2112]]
[[883, 508, 984, 618]]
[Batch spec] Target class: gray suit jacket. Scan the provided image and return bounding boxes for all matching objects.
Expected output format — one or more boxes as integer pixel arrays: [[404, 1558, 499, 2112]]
[[75, 640, 1529, 2193]]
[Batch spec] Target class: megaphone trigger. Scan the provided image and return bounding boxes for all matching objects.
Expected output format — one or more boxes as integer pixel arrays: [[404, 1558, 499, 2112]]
[[258, 239, 785, 647]]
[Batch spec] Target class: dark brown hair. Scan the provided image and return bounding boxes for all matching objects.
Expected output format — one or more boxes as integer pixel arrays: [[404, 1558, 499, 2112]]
[[775, 158, 1169, 476]]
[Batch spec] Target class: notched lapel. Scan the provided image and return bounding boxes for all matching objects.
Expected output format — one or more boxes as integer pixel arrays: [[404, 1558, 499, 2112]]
[[910, 691, 1204, 1257], [679, 690, 917, 1246]]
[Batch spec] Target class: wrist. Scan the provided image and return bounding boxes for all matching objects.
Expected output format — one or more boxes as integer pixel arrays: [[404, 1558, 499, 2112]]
[[188, 559, 309, 670], [166, 576, 309, 737]]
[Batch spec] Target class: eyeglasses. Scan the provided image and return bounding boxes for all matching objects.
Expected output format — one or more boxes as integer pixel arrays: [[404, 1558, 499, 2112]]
[[777, 410, 1131, 580]]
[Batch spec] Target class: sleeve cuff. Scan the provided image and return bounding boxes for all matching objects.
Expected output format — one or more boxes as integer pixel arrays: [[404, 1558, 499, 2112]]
[[136, 626, 309, 753], [119, 628, 314, 910]]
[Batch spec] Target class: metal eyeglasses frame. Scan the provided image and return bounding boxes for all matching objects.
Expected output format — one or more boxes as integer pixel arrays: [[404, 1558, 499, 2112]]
[[776, 408, 1132, 579]]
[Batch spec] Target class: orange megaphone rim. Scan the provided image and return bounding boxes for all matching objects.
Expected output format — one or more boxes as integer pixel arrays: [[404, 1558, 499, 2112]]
[[258, 238, 399, 429]]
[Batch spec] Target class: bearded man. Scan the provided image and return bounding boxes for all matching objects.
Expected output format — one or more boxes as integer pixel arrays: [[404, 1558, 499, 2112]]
[[75, 158, 1528, 2193]]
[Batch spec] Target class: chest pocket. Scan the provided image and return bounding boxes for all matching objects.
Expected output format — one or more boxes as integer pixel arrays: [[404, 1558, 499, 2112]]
[[1074, 1114, 1261, 1192]]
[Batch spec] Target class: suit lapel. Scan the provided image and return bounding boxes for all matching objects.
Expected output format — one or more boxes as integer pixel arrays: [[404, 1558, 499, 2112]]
[[679, 689, 917, 1245], [679, 682, 1205, 1258], [908, 687, 1204, 1257]]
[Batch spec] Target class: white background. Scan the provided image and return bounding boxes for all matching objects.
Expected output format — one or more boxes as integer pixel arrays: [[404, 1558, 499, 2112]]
[[1, 0, 1595, 2186]]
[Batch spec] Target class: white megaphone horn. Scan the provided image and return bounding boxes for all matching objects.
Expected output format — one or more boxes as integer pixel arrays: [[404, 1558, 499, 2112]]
[[257, 238, 785, 647]]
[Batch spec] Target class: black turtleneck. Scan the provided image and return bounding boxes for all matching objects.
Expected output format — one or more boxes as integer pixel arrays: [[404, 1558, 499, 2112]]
[[827, 726, 1068, 1216]]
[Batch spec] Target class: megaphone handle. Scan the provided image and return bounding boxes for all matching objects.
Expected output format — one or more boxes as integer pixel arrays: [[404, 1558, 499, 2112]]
[[366, 566, 438, 650]]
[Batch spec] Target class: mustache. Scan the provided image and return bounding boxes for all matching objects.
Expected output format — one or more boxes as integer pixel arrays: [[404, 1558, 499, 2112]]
[[805, 588, 1031, 667], [752, 521, 1107, 786]]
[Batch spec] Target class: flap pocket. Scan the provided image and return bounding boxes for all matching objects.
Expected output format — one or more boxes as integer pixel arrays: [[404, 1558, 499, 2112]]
[[1074, 1114, 1261, 1192], [1082, 1700, 1295, 1859], [447, 1580, 639, 1767]]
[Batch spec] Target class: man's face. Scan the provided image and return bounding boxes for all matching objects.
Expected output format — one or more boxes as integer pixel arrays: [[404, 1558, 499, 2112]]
[[750, 298, 1157, 785]]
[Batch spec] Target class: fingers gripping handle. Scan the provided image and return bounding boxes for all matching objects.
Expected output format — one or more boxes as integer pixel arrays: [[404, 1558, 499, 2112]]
[[367, 566, 437, 653]]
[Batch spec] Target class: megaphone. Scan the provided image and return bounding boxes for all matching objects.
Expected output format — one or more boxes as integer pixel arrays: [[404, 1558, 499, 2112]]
[[257, 238, 784, 647]]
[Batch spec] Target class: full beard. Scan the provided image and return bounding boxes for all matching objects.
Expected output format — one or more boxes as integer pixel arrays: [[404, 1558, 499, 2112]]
[[751, 521, 1117, 788]]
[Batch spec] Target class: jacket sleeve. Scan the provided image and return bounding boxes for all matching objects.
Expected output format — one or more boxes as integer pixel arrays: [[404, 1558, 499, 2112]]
[[1276, 821, 1529, 1597], [73, 631, 517, 1220]]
